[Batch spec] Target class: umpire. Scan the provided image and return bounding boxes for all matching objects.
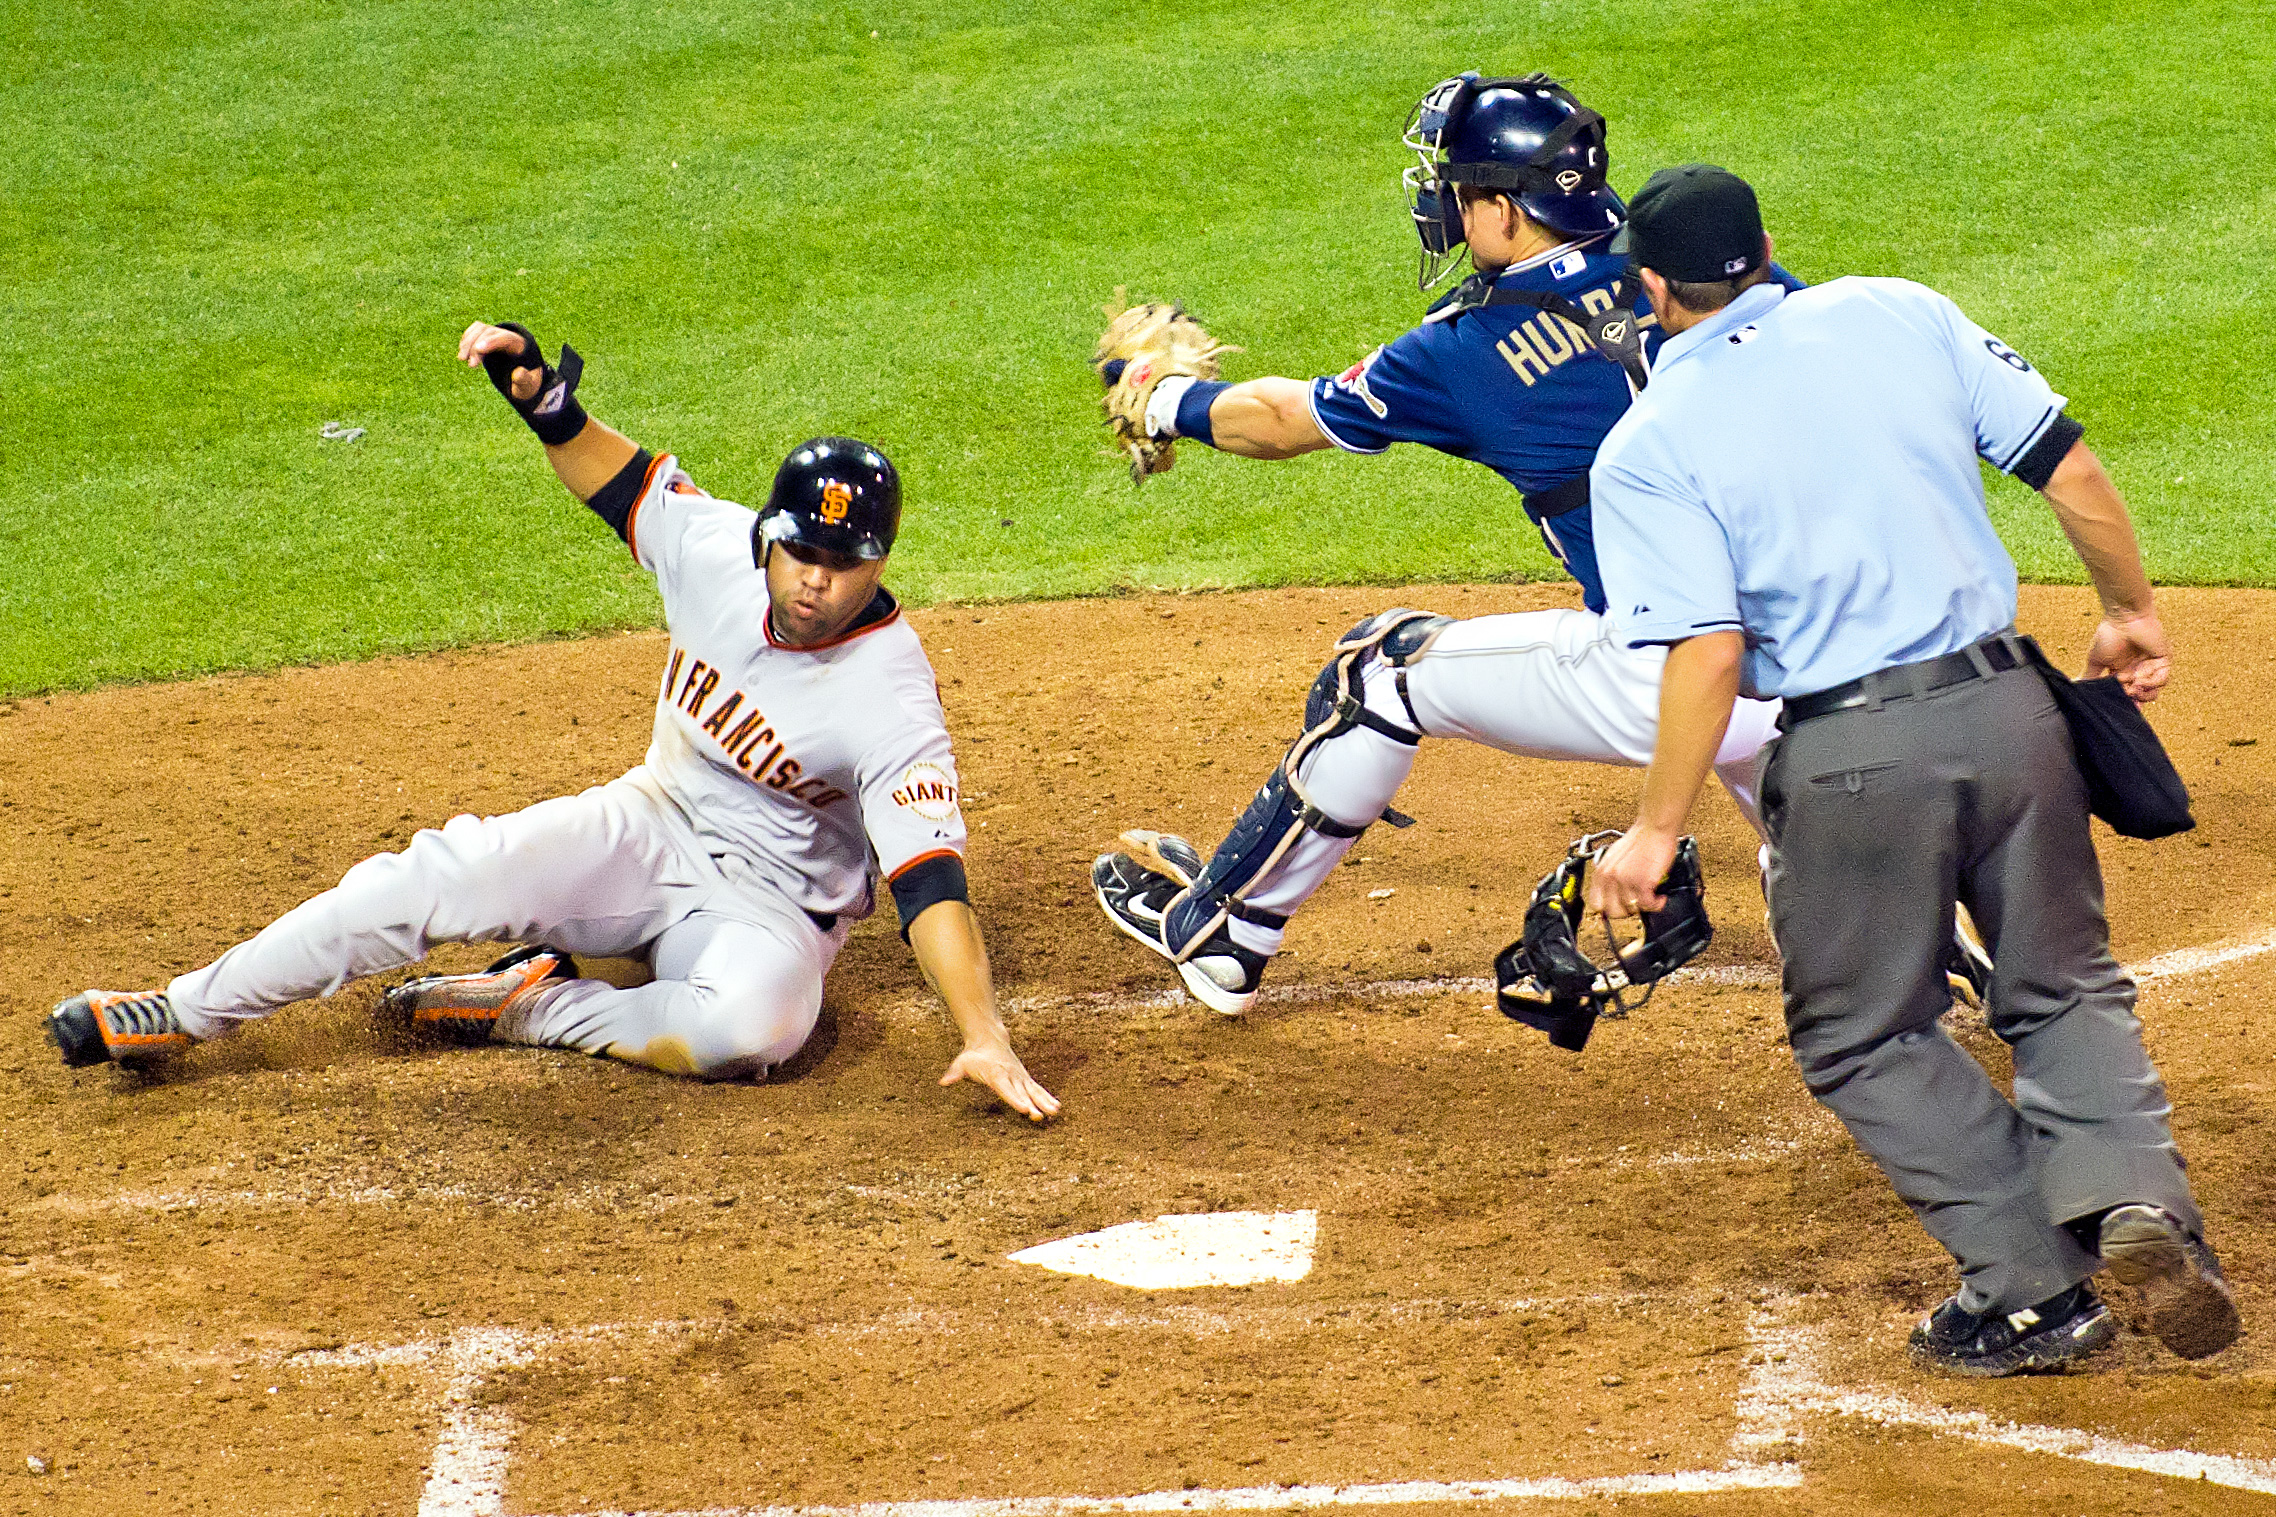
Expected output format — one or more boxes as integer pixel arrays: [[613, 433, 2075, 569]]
[[1582, 165, 2239, 1376]]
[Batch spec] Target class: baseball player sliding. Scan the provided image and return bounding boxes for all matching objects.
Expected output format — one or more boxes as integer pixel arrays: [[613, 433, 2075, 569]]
[[44, 321, 1059, 1122], [1088, 72, 1986, 1016]]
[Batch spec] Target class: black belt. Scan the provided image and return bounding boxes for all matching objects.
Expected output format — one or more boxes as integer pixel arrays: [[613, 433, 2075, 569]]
[[1780, 633, 2024, 728], [1522, 473, 1589, 523], [806, 910, 837, 934]]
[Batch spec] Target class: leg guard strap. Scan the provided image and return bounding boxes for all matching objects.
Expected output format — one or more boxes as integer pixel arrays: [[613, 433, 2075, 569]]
[[1219, 896, 1290, 930], [1165, 610, 1448, 959], [1337, 693, 1423, 747]]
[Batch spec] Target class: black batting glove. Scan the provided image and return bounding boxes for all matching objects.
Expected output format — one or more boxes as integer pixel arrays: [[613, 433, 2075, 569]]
[[482, 322, 590, 446]]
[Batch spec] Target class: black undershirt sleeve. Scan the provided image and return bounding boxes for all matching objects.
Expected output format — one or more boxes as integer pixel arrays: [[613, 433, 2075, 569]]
[[890, 854, 971, 941], [584, 447, 654, 543], [2011, 413, 2084, 491]]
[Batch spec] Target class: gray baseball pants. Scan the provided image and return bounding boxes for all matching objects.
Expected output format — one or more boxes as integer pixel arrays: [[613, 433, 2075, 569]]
[[1761, 656, 2200, 1315]]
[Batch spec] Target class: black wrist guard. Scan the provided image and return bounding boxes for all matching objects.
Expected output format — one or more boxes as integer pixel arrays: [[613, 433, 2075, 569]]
[[481, 321, 590, 446]]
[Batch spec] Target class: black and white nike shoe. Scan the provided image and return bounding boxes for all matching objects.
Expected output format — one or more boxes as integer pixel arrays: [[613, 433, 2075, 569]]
[[1092, 830, 1266, 1017]]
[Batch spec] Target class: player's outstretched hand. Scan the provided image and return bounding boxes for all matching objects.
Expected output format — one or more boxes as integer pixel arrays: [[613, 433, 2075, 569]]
[[941, 1041, 1061, 1123], [2086, 611, 2172, 705], [457, 321, 543, 402]]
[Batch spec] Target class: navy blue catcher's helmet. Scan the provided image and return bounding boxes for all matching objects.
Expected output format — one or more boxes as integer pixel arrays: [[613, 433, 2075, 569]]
[[1403, 72, 1625, 289], [752, 436, 901, 566]]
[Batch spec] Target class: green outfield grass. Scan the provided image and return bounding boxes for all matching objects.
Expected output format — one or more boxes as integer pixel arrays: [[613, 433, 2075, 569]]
[[4, 0, 2272, 693]]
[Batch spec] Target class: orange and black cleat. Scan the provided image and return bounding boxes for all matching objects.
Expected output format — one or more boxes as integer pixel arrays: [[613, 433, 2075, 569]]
[[381, 945, 576, 1046], [49, 990, 195, 1068]]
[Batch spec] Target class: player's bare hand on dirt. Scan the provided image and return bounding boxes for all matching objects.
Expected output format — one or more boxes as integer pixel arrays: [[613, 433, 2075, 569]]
[[1586, 826, 1679, 921], [2086, 611, 2172, 705], [457, 321, 542, 401], [941, 1042, 1061, 1122]]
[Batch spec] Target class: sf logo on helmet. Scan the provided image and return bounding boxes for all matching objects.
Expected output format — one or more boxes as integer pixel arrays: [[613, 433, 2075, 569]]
[[818, 481, 853, 524]]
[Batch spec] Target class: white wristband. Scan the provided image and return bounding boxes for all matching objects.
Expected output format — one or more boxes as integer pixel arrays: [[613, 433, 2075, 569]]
[[1145, 375, 1197, 439]]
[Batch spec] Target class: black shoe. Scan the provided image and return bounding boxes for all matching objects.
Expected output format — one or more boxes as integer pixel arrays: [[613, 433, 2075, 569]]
[[1092, 833, 1266, 1017], [1907, 1282, 2116, 1376], [2098, 1205, 2242, 1360]]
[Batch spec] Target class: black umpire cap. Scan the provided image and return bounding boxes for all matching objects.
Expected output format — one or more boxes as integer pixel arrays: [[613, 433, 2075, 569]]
[[1610, 164, 1767, 282]]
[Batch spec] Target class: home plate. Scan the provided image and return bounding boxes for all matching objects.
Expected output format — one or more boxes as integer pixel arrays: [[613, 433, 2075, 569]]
[[1009, 1210, 1319, 1288]]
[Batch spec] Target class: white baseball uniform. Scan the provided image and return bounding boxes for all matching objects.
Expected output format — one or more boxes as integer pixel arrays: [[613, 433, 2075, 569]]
[[1222, 607, 1780, 955], [167, 455, 967, 1077]]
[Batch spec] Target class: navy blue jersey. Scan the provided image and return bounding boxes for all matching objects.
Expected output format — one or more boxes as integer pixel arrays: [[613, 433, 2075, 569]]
[[1308, 241, 1803, 613]]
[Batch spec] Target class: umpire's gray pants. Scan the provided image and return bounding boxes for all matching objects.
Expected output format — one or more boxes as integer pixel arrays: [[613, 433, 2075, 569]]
[[1762, 660, 2200, 1315]]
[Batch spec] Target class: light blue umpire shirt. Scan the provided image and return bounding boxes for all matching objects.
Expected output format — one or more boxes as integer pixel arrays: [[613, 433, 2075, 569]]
[[1588, 277, 2079, 699]]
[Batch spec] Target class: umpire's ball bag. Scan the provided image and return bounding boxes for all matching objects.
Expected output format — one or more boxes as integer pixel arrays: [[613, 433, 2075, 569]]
[[2019, 635, 2194, 840]]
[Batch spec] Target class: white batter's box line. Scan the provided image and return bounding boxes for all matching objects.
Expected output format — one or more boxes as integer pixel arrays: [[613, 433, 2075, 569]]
[[995, 964, 1774, 1020], [62, 1179, 760, 1219], [993, 928, 2275, 1023], [1738, 1302, 2276, 1495], [280, 1292, 1783, 1517], [2130, 928, 2276, 985], [512, 1467, 1807, 1517]]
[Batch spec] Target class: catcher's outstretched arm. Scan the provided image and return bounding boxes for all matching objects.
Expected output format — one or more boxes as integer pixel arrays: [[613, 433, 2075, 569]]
[[1196, 376, 1333, 459]]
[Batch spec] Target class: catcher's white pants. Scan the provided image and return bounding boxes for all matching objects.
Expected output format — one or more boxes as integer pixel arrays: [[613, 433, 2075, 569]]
[[167, 769, 849, 1078], [1227, 607, 1782, 955]]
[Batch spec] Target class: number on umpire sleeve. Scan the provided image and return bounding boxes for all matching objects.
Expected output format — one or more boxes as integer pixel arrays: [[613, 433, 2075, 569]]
[[1984, 338, 2032, 372]]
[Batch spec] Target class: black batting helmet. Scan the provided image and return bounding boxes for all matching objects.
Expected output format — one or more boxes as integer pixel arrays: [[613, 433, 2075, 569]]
[[752, 436, 901, 565], [1403, 72, 1624, 289]]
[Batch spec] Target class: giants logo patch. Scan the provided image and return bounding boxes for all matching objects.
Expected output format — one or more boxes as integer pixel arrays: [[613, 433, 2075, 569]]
[[819, 481, 853, 524], [891, 762, 960, 821]]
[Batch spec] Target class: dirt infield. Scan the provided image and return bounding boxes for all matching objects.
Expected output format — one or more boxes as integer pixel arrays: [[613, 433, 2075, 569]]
[[3, 583, 2271, 1517]]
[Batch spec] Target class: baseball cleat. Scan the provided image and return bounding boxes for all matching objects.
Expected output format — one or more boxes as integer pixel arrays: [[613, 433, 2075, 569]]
[[1093, 837, 1265, 1017], [1907, 1282, 2116, 1377], [1115, 828, 1202, 888], [1943, 905, 1995, 1011], [2096, 1204, 2241, 1360], [382, 945, 576, 1046], [47, 989, 195, 1068]]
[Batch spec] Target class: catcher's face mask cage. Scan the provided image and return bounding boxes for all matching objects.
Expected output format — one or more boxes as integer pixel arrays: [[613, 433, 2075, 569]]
[[1494, 830, 1714, 1051], [1403, 73, 1479, 290], [1402, 71, 1617, 292]]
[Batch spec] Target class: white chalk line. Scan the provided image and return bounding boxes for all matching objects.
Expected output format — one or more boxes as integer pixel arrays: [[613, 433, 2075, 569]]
[[53, 929, 2265, 1222], [998, 964, 1770, 1017], [507, 1467, 1807, 1517], [1738, 1303, 2276, 1495], [295, 1314, 1798, 1517], [2130, 928, 2276, 984], [277, 1291, 2273, 1517], [1003, 925, 2276, 1020]]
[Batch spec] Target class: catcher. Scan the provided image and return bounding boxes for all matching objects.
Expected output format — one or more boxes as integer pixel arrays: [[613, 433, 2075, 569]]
[[1086, 71, 1990, 1017], [45, 320, 1060, 1122]]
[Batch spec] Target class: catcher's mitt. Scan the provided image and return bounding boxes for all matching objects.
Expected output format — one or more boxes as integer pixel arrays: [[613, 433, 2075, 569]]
[[1092, 288, 1240, 484]]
